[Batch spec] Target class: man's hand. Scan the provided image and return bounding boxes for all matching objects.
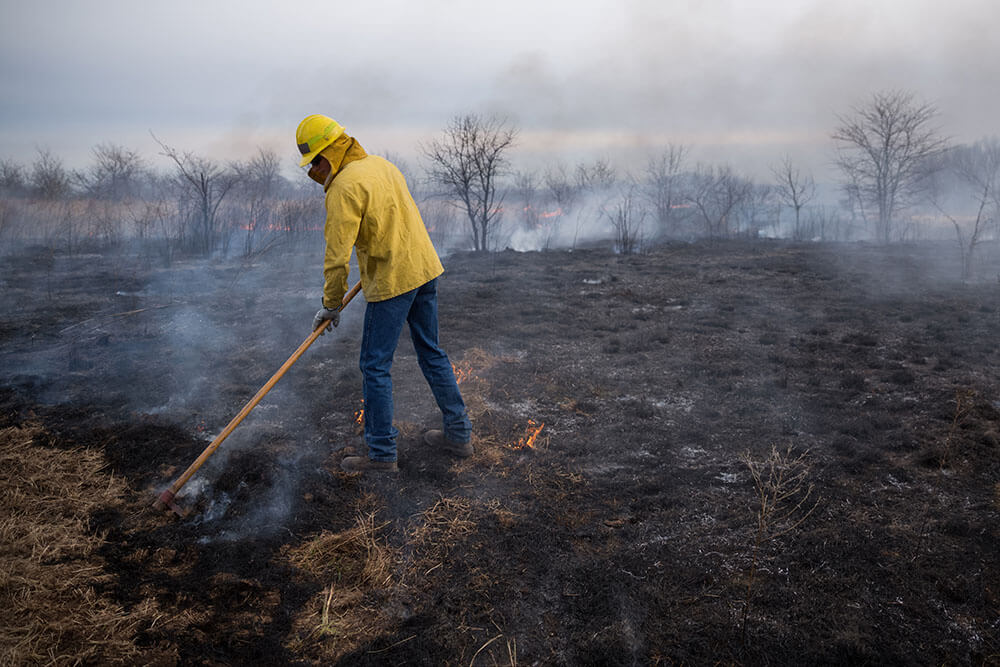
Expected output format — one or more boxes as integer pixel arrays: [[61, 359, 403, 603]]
[[313, 306, 340, 334]]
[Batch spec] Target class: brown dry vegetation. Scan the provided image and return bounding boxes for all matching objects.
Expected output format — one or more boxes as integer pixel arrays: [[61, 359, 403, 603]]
[[1, 239, 999, 665], [0, 425, 163, 665]]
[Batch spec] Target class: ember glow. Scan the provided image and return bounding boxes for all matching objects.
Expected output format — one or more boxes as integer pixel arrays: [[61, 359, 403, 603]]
[[353, 400, 364, 427], [512, 419, 545, 450], [518, 205, 563, 220]]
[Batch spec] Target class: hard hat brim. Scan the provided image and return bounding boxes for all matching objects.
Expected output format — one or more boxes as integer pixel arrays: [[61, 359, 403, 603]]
[[299, 143, 330, 168], [297, 124, 345, 167]]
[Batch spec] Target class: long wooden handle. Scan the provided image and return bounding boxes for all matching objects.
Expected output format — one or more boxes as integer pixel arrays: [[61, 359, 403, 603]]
[[155, 281, 362, 511]]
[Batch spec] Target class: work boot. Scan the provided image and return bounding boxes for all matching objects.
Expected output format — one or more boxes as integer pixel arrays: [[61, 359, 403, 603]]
[[340, 456, 398, 474], [423, 429, 474, 457]]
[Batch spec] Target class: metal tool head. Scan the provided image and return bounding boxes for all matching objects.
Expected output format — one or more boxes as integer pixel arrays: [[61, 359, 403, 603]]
[[153, 488, 192, 518]]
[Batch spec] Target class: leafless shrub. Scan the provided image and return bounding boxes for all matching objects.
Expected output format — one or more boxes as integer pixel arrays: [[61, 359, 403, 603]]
[[606, 186, 646, 255], [941, 388, 975, 470], [739, 444, 818, 646]]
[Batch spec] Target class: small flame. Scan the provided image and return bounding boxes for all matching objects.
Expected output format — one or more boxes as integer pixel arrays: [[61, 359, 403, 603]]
[[512, 419, 544, 450], [452, 362, 475, 385], [354, 400, 364, 426]]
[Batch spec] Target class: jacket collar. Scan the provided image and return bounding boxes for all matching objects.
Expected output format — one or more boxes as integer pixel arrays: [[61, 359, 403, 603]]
[[321, 134, 368, 192]]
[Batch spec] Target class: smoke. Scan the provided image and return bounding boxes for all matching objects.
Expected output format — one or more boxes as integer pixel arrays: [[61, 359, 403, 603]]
[[500, 192, 627, 252], [131, 252, 367, 536]]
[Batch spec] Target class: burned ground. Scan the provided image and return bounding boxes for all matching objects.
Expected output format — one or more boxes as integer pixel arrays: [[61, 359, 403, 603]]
[[1, 241, 998, 665]]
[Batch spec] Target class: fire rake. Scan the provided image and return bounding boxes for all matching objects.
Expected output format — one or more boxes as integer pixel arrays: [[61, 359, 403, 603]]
[[153, 281, 362, 517]]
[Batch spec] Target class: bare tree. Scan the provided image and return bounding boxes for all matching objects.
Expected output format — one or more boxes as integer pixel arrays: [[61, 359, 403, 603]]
[[543, 162, 578, 216], [928, 138, 1000, 280], [575, 158, 617, 193], [76, 143, 145, 200], [806, 205, 847, 242], [606, 185, 646, 255], [833, 90, 948, 243], [771, 155, 816, 240], [423, 114, 517, 252], [643, 144, 689, 238], [231, 147, 285, 257], [734, 183, 776, 238], [1, 158, 27, 197], [687, 164, 752, 239], [29, 147, 71, 200], [154, 135, 236, 256], [513, 169, 540, 231]]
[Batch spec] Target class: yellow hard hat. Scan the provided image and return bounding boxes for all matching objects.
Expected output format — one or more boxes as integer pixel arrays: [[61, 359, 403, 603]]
[[296, 114, 345, 167]]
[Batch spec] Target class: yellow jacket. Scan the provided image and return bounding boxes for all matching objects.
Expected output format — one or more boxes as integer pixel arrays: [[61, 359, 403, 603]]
[[319, 139, 443, 307]]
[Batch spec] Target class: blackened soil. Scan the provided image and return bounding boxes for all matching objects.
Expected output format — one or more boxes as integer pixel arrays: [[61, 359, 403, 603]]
[[1, 240, 998, 665]]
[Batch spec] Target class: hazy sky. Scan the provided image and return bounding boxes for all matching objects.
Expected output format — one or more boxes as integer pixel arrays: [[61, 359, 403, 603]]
[[1, 0, 997, 181]]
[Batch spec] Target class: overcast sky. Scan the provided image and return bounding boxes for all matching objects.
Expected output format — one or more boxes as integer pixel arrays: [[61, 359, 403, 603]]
[[1, 0, 997, 181]]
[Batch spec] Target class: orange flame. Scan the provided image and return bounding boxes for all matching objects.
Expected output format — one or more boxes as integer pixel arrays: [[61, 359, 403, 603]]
[[512, 419, 545, 449], [354, 400, 364, 426], [452, 362, 474, 385]]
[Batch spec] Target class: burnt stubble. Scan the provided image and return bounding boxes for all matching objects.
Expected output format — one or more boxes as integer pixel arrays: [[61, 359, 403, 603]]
[[1, 240, 998, 665]]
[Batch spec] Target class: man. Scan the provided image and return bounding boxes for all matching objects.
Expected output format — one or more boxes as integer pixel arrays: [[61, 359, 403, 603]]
[[297, 114, 472, 473]]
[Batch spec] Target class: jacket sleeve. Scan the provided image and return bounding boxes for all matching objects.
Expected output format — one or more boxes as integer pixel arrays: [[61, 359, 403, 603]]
[[322, 182, 365, 308]]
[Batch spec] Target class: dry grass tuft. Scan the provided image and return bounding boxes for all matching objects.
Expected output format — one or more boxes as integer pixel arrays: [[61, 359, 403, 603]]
[[405, 496, 478, 578], [0, 425, 150, 665], [287, 510, 394, 587], [455, 432, 504, 471], [409, 496, 476, 545], [285, 508, 398, 658], [485, 498, 520, 530]]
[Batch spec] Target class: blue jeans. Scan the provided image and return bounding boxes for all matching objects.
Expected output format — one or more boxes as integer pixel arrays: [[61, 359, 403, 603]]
[[359, 278, 471, 462]]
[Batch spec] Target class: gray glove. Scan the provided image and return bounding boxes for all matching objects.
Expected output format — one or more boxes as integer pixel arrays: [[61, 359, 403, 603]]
[[313, 306, 340, 333]]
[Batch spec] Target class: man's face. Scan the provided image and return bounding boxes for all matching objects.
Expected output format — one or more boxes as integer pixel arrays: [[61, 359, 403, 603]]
[[308, 155, 331, 185]]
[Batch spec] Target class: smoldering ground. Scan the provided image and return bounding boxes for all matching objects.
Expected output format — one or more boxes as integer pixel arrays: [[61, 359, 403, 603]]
[[1, 236, 999, 665]]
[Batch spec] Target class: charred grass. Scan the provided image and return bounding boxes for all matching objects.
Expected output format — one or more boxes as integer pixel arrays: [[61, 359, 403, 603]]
[[1, 240, 999, 664]]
